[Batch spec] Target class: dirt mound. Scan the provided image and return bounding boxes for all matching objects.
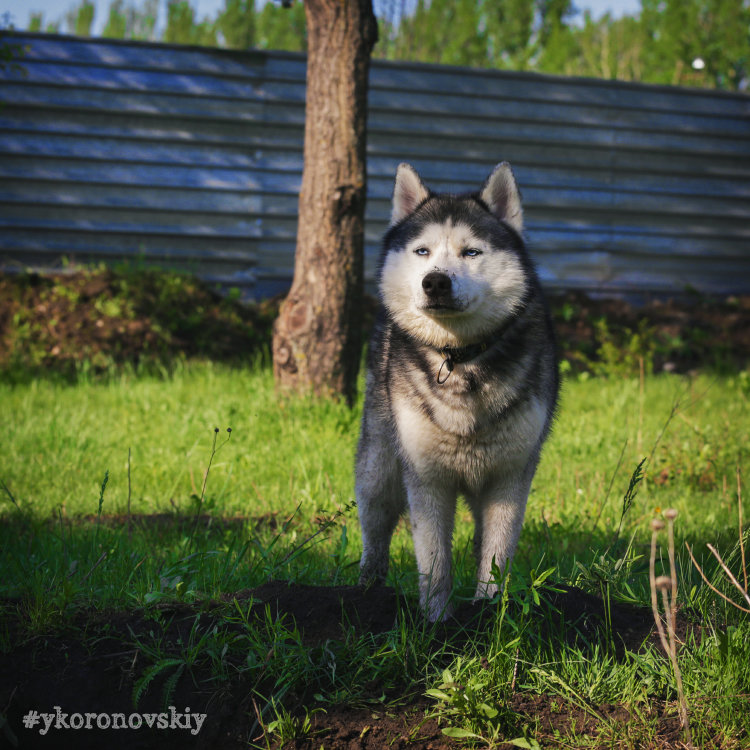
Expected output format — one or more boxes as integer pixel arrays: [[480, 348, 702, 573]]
[[1, 580, 687, 750], [227, 580, 401, 645]]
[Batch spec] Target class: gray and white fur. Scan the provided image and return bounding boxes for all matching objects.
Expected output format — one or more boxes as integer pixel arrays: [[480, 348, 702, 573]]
[[356, 162, 559, 621]]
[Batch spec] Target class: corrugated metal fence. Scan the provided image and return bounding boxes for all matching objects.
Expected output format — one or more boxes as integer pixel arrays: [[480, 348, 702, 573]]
[[1, 32, 749, 299]]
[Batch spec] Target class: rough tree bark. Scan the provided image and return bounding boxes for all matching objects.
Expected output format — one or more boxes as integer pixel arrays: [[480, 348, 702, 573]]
[[272, 0, 378, 406]]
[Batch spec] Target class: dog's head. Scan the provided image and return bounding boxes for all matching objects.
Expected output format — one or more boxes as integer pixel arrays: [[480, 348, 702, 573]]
[[379, 163, 531, 348]]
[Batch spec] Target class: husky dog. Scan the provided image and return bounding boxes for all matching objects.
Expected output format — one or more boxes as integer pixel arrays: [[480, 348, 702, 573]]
[[356, 162, 558, 621]]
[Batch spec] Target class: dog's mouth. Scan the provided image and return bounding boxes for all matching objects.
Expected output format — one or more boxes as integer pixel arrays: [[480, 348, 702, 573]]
[[421, 300, 466, 315]]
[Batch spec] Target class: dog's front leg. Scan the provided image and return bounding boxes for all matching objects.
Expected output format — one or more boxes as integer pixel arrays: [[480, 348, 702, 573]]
[[471, 471, 534, 601], [406, 476, 456, 621], [357, 430, 405, 586]]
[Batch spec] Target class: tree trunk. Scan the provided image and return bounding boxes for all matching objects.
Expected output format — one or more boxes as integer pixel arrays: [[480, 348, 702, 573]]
[[272, 0, 378, 405]]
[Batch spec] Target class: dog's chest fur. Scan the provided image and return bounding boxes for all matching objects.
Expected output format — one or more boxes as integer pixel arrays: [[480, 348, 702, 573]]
[[385, 340, 546, 491]]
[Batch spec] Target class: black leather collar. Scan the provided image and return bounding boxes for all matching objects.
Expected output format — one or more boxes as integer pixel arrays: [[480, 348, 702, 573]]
[[436, 341, 489, 383]]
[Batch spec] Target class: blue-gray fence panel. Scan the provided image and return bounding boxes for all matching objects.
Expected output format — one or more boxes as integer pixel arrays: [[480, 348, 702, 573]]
[[1, 32, 748, 298]]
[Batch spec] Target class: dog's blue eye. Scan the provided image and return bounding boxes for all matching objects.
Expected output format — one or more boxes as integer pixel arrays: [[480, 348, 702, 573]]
[[463, 248, 482, 257], [414, 247, 430, 256]]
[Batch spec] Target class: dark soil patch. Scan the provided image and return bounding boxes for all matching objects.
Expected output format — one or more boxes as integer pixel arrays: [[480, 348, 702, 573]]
[[222, 580, 401, 645], [0, 269, 278, 377], [286, 694, 686, 750], [1, 580, 694, 750], [1, 269, 749, 380], [553, 290, 750, 374]]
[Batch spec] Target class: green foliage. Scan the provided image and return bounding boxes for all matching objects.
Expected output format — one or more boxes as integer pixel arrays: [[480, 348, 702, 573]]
[[65, 0, 95, 37], [102, 0, 127, 39], [99, 0, 157, 40], [574, 11, 647, 81], [254, 0, 306, 52], [28, 13, 43, 32], [535, 0, 579, 73], [29, 12, 60, 34], [390, 0, 488, 67], [22, 0, 749, 91], [216, 0, 255, 50], [640, 0, 750, 89], [426, 658, 507, 741], [264, 700, 324, 745], [129, 0, 158, 41], [573, 317, 658, 379], [484, 0, 536, 70], [165, 0, 217, 46], [378, 0, 749, 91]]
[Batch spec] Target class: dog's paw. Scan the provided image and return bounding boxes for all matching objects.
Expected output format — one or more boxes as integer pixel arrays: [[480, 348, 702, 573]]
[[423, 591, 455, 622], [357, 559, 388, 588]]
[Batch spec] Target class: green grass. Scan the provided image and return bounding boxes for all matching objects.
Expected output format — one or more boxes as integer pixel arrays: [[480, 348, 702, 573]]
[[1, 360, 356, 520], [2, 362, 749, 746]]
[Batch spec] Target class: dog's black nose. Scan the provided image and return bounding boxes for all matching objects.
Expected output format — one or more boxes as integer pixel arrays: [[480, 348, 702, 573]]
[[422, 271, 452, 298]]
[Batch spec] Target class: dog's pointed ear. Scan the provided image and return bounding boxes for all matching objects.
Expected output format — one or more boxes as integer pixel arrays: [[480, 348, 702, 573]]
[[479, 162, 523, 233], [391, 163, 429, 226]]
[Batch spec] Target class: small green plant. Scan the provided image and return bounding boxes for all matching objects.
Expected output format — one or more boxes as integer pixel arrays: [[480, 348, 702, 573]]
[[141, 553, 202, 605], [91, 469, 109, 552], [612, 456, 647, 545], [426, 658, 505, 741], [262, 701, 325, 746], [131, 612, 241, 709], [591, 318, 657, 378], [425, 564, 558, 744], [187, 426, 232, 552], [574, 539, 644, 607]]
